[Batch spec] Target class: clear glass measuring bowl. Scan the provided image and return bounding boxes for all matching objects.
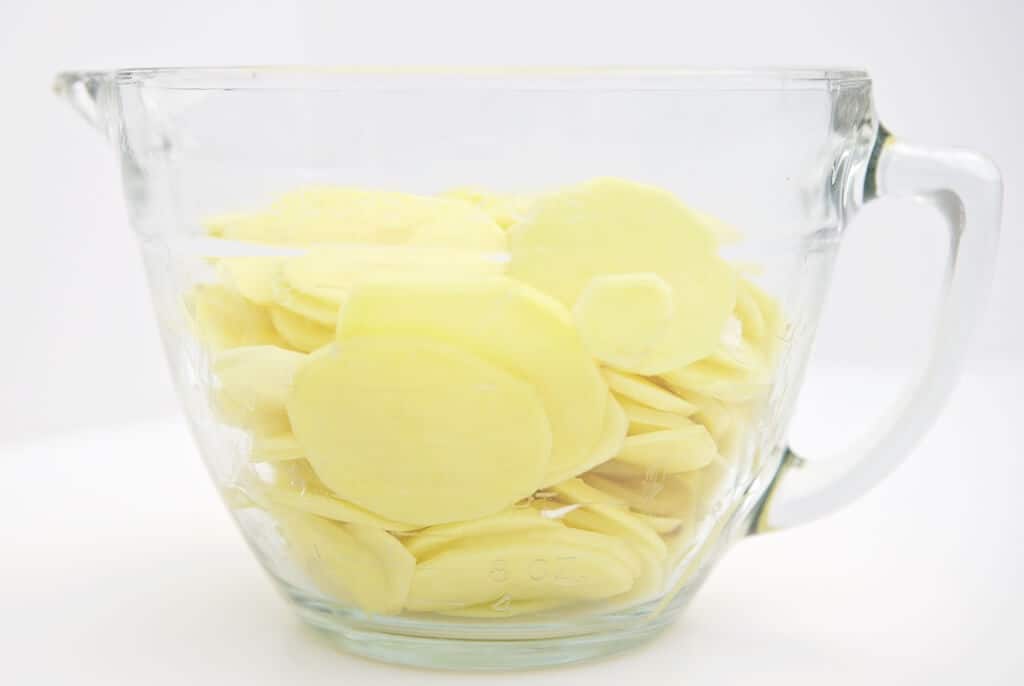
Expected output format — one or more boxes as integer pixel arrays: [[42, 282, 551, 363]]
[[55, 67, 1001, 670]]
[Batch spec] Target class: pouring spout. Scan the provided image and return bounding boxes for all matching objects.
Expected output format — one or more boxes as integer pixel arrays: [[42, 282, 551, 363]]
[[53, 71, 117, 140]]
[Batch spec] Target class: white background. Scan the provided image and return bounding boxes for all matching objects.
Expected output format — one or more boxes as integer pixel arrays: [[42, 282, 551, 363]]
[[1, 1, 1021, 683]]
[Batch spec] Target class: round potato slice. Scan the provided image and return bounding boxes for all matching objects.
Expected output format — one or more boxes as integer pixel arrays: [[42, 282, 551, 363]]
[[213, 187, 506, 252], [287, 336, 552, 527], [542, 391, 626, 486], [659, 358, 767, 404], [263, 461, 418, 532], [560, 504, 667, 559], [405, 527, 637, 612], [217, 256, 282, 305], [276, 509, 415, 615], [619, 397, 695, 434], [213, 346, 305, 431], [440, 187, 533, 230], [573, 272, 675, 372], [250, 432, 304, 462], [508, 177, 738, 374], [602, 368, 696, 415], [616, 423, 718, 473], [335, 276, 608, 484], [190, 284, 285, 351], [403, 508, 558, 560], [269, 306, 333, 353], [582, 472, 695, 518]]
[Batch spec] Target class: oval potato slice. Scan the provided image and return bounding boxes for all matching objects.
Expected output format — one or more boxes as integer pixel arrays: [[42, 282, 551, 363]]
[[335, 276, 608, 484], [275, 509, 415, 615], [508, 177, 737, 374], [602, 368, 696, 415], [573, 272, 675, 372], [616, 423, 718, 473], [287, 336, 552, 527]]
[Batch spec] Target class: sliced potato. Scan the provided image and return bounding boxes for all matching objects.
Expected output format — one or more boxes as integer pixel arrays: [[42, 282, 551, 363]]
[[212, 345, 304, 432], [582, 471, 695, 518], [287, 336, 552, 527], [276, 509, 414, 615], [335, 276, 608, 484], [573, 273, 674, 372], [263, 461, 418, 531], [269, 306, 333, 353], [406, 526, 637, 612], [616, 423, 718, 473], [217, 256, 282, 305], [542, 391, 626, 486], [250, 432, 304, 462], [619, 397, 695, 434], [213, 187, 506, 252], [403, 508, 558, 560], [440, 187, 533, 230], [190, 284, 285, 351], [602, 368, 696, 415], [508, 177, 737, 373]]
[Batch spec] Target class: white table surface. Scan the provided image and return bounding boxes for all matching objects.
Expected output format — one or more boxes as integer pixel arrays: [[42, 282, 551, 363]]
[[1, 366, 1021, 685]]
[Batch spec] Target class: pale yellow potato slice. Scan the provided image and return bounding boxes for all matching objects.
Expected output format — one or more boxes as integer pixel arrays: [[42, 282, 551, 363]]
[[269, 306, 333, 353], [217, 256, 282, 305], [634, 512, 684, 535], [250, 432, 304, 462], [573, 273, 674, 372], [212, 345, 304, 431], [616, 423, 718, 473], [406, 527, 637, 612], [270, 272, 342, 327], [212, 187, 506, 252], [440, 187, 533, 230], [672, 390, 735, 445], [403, 508, 558, 560], [660, 358, 767, 404], [560, 504, 667, 559], [542, 391, 626, 485], [275, 509, 415, 615], [550, 477, 627, 507], [602, 368, 696, 415], [582, 472, 694, 518], [336, 276, 608, 484], [190, 284, 286, 351], [287, 336, 552, 527], [619, 397, 695, 434], [507, 177, 737, 374], [734, 280, 766, 342], [263, 461, 418, 531]]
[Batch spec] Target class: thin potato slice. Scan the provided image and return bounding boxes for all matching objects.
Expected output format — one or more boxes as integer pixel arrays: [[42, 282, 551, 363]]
[[602, 368, 696, 415], [440, 187, 533, 230], [217, 256, 282, 305], [436, 597, 567, 618], [619, 397, 695, 434], [660, 358, 767, 404], [190, 284, 286, 351], [269, 306, 333, 353], [582, 472, 695, 518], [616, 423, 718, 473], [336, 276, 608, 484], [250, 432, 304, 462], [406, 527, 637, 612], [276, 509, 415, 615], [287, 336, 552, 527], [573, 273, 674, 372], [212, 346, 304, 431], [264, 462, 418, 532], [213, 187, 506, 252], [403, 508, 558, 560], [542, 391, 626, 486], [508, 178, 737, 373]]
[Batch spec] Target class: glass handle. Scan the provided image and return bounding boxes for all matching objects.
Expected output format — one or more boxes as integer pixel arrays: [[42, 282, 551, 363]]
[[754, 126, 1003, 532]]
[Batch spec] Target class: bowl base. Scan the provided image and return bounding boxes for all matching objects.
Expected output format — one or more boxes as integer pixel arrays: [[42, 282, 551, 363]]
[[293, 596, 679, 670]]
